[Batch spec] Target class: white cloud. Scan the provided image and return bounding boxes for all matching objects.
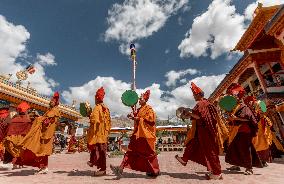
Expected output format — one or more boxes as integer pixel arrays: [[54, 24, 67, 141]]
[[182, 4, 191, 12], [245, 0, 284, 20], [25, 53, 59, 95], [0, 15, 58, 96], [165, 48, 170, 54], [165, 68, 200, 87], [170, 74, 226, 108], [177, 16, 183, 26], [105, 0, 189, 54], [178, 0, 245, 59], [37, 53, 57, 66], [62, 77, 132, 117], [63, 74, 225, 120], [0, 15, 30, 74], [180, 78, 187, 83]]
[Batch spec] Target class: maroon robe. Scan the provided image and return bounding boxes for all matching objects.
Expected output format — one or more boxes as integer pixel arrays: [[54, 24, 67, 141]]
[[0, 110, 12, 163], [88, 143, 107, 171], [6, 114, 32, 136], [5, 114, 32, 165], [257, 149, 272, 163], [181, 99, 221, 175], [120, 136, 160, 175], [225, 103, 263, 169], [119, 105, 160, 175], [0, 108, 10, 142]]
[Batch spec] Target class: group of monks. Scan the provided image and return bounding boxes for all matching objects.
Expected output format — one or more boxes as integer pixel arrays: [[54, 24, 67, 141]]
[[0, 82, 284, 180], [175, 82, 284, 180], [0, 92, 61, 174]]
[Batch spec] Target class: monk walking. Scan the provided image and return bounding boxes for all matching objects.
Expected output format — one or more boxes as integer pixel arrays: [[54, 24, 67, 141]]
[[3, 102, 32, 169], [244, 96, 273, 166], [87, 87, 111, 176], [175, 82, 225, 180], [110, 90, 160, 178], [225, 84, 262, 175], [19, 92, 61, 174], [0, 104, 10, 165]]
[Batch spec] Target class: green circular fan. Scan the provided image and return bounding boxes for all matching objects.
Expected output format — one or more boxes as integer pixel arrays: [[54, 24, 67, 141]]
[[121, 90, 139, 107], [259, 101, 267, 113], [80, 103, 88, 117], [219, 95, 237, 112]]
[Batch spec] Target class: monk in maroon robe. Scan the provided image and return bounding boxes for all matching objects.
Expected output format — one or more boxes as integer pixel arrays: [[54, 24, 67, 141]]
[[225, 83, 262, 175], [0, 105, 10, 162], [0, 106, 10, 143], [3, 102, 32, 168], [175, 82, 222, 180], [244, 96, 273, 167], [110, 90, 160, 178]]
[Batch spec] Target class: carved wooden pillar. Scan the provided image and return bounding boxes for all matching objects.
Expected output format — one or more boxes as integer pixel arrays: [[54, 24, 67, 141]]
[[275, 38, 284, 68], [252, 58, 268, 94]]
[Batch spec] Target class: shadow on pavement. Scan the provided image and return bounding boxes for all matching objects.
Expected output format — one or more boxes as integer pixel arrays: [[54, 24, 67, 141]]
[[105, 172, 156, 180], [161, 172, 206, 180], [272, 160, 284, 165], [0, 169, 36, 176], [53, 170, 93, 176]]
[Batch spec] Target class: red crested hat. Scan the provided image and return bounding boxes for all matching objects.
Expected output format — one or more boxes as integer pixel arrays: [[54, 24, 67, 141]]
[[95, 87, 105, 102], [142, 90, 150, 102], [0, 108, 9, 119], [51, 91, 60, 106], [244, 96, 256, 105], [190, 82, 204, 96], [226, 83, 245, 99], [17, 101, 30, 113]]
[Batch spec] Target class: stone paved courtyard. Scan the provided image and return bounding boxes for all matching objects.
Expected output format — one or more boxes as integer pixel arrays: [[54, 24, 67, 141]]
[[0, 152, 284, 184]]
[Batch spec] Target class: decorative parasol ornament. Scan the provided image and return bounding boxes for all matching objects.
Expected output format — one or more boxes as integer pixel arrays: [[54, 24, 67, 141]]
[[16, 64, 36, 82], [130, 43, 136, 61], [16, 70, 28, 81]]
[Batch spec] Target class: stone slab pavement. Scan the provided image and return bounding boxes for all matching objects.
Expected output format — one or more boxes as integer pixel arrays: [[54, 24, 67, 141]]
[[0, 152, 284, 184]]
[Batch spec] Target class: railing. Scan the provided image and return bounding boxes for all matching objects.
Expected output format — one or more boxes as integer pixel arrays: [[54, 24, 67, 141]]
[[0, 78, 76, 111], [157, 144, 185, 152]]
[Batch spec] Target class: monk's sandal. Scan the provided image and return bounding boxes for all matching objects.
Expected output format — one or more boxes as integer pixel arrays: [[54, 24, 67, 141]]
[[244, 169, 253, 175], [205, 173, 223, 180], [94, 170, 106, 176]]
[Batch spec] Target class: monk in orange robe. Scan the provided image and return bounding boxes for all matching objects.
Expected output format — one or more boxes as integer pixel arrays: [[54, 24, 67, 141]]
[[3, 102, 32, 168], [110, 90, 160, 178], [175, 82, 225, 180], [87, 87, 111, 176], [244, 96, 273, 166], [225, 84, 262, 175], [19, 92, 61, 174]]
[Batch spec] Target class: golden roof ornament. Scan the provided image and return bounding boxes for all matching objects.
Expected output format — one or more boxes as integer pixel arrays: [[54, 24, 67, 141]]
[[253, 3, 263, 18]]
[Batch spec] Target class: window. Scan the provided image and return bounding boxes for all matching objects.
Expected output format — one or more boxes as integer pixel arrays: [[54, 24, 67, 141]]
[[245, 86, 251, 93], [254, 79, 260, 87], [272, 63, 282, 73]]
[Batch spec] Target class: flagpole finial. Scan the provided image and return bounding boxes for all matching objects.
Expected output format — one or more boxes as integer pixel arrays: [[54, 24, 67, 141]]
[[129, 43, 137, 91]]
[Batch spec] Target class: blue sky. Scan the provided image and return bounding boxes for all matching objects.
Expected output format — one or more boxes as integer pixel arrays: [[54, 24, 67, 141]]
[[0, 0, 282, 119]]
